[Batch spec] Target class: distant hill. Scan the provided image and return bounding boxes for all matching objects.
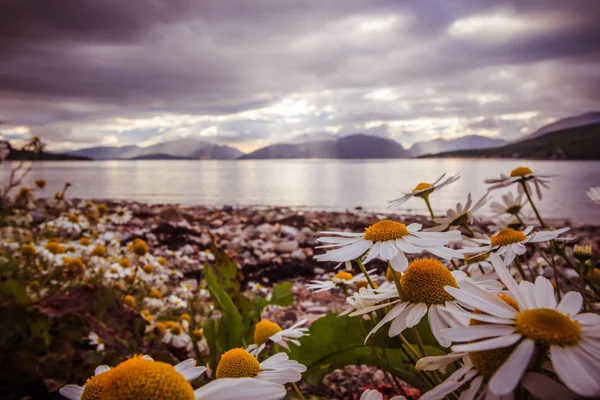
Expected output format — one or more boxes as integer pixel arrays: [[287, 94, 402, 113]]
[[4, 142, 90, 161], [520, 111, 600, 141], [129, 153, 194, 160], [424, 122, 600, 160], [409, 135, 506, 156], [240, 134, 411, 159], [66, 138, 244, 160]]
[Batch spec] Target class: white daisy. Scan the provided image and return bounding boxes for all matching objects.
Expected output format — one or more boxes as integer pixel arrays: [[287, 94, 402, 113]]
[[388, 173, 461, 207], [59, 357, 206, 400], [163, 323, 192, 348], [56, 212, 89, 234], [460, 226, 570, 265], [360, 389, 406, 400], [349, 259, 500, 347], [440, 253, 600, 398], [88, 331, 105, 352], [248, 319, 309, 356], [587, 186, 600, 205], [485, 166, 553, 200], [461, 253, 495, 279], [103, 264, 130, 280], [215, 348, 306, 385], [111, 207, 133, 225], [489, 191, 526, 217], [316, 220, 463, 272], [339, 286, 381, 317], [426, 193, 488, 232], [417, 353, 575, 400], [168, 294, 188, 309], [306, 269, 376, 292]]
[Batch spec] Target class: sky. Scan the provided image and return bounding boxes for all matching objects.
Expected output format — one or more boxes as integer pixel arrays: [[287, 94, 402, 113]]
[[1, 0, 599, 153]]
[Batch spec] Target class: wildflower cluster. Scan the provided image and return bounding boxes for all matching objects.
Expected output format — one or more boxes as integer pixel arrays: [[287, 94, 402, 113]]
[[309, 166, 599, 399]]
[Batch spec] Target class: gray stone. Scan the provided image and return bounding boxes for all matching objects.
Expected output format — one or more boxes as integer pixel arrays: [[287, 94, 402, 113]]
[[275, 240, 299, 253]]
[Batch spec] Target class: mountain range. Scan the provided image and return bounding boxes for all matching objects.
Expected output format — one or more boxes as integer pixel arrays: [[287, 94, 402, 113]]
[[65, 138, 243, 160], [408, 135, 506, 156], [39, 111, 600, 161], [240, 134, 411, 159]]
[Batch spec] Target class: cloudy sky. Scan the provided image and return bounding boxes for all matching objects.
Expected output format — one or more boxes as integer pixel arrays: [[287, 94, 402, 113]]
[[1, 0, 599, 153]]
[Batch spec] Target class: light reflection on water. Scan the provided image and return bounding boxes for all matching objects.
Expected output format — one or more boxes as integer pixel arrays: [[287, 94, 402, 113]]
[[2, 159, 599, 224]]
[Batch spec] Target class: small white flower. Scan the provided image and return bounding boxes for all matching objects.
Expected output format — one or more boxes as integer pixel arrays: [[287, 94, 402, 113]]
[[427, 193, 488, 232], [316, 220, 463, 272], [248, 319, 309, 356], [306, 269, 376, 292], [163, 324, 191, 348], [88, 332, 105, 352], [489, 191, 526, 217], [110, 207, 133, 225], [388, 173, 461, 207], [485, 166, 553, 200], [168, 294, 188, 309], [460, 226, 570, 265]]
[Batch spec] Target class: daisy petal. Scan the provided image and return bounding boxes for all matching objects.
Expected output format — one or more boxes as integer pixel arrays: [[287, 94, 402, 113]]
[[451, 334, 521, 353], [556, 291, 583, 315], [488, 339, 534, 396]]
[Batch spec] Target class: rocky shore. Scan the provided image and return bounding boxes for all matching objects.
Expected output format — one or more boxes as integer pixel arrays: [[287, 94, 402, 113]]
[[90, 201, 600, 283]]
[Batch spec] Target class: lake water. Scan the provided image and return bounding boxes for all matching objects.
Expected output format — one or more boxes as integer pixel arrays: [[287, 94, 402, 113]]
[[2, 159, 600, 224]]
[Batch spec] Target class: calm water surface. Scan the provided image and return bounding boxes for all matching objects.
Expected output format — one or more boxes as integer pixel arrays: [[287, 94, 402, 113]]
[[3, 159, 599, 224]]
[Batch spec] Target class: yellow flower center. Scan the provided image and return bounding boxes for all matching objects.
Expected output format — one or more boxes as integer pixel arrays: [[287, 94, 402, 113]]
[[64, 258, 85, 276], [515, 308, 581, 346], [155, 322, 166, 335], [150, 289, 162, 299], [80, 237, 91, 246], [364, 220, 409, 242], [193, 329, 204, 340], [464, 253, 489, 265], [101, 357, 195, 400], [119, 258, 131, 268], [21, 244, 36, 257], [142, 264, 154, 274], [117, 211, 125, 217], [413, 182, 432, 192], [179, 314, 191, 323], [68, 214, 79, 223], [333, 271, 354, 281], [91, 245, 106, 257], [122, 295, 136, 309], [170, 324, 183, 335], [510, 166, 533, 177], [81, 369, 113, 400], [132, 240, 148, 256], [45, 242, 64, 255], [157, 257, 167, 266], [216, 348, 261, 379], [97, 204, 107, 215], [109, 267, 119, 274], [401, 259, 457, 305], [355, 280, 377, 291], [254, 320, 282, 345], [490, 228, 527, 247]]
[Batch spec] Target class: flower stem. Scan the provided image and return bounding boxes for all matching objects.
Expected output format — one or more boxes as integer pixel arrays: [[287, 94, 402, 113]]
[[356, 258, 376, 289], [423, 195, 435, 220], [520, 181, 546, 228], [291, 382, 306, 400], [514, 257, 528, 282], [389, 265, 405, 300]]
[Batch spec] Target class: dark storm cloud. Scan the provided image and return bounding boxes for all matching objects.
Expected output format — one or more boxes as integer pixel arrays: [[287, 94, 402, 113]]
[[0, 0, 599, 150]]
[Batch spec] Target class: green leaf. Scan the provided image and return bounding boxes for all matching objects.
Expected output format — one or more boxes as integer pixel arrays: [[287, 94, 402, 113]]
[[270, 282, 294, 307], [204, 264, 244, 350], [0, 279, 30, 304], [288, 313, 445, 390]]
